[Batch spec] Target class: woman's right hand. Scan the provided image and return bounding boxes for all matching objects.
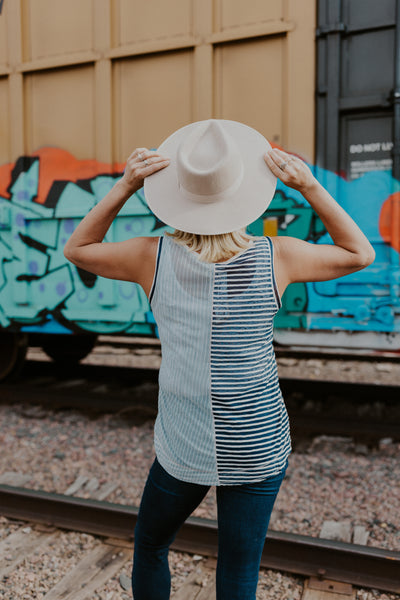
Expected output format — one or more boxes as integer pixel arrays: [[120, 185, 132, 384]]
[[119, 147, 170, 195], [264, 148, 317, 195]]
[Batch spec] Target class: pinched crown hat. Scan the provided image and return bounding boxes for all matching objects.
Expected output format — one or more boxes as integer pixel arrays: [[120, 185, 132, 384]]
[[144, 119, 277, 235]]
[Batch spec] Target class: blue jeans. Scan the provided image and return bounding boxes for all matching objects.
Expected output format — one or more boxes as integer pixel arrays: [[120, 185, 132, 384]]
[[131, 457, 288, 600]]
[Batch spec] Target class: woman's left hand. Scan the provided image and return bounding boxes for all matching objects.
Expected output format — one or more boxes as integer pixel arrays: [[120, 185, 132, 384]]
[[119, 148, 170, 195], [264, 148, 316, 195]]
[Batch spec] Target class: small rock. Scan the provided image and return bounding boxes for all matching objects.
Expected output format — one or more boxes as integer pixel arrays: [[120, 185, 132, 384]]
[[379, 438, 393, 449], [119, 573, 131, 592], [278, 358, 298, 367], [192, 554, 203, 561], [54, 451, 65, 459], [354, 443, 369, 455], [353, 525, 370, 545], [320, 520, 352, 542], [375, 363, 392, 372]]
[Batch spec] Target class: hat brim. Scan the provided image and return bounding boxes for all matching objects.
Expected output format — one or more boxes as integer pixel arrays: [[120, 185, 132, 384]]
[[144, 120, 277, 235]]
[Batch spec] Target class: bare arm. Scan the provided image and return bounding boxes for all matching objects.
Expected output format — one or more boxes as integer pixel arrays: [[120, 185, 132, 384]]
[[264, 148, 375, 298], [63, 148, 170, 295]]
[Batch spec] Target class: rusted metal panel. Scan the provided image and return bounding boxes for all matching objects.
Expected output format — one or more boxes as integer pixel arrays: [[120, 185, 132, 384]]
[[24, 65, 96, 159], [112, 50, 195, 158], [0, 0, 316, 164], [214, 36, 285, 147], [0, 78, 9, 164], [21, 0, 96, 61], [113, 0, 193, 47], [215, 0, 284, 31]]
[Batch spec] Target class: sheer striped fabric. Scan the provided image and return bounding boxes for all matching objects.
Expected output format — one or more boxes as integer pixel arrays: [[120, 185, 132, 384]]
[[150, 234, 291, 485]]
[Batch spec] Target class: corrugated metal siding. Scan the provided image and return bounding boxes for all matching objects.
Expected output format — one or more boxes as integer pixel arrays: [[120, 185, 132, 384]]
[[0, 0, 316, 165]]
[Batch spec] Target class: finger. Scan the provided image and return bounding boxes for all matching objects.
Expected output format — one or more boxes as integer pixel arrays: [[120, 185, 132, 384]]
[[143, 158, 170, 176], [271, 148, 294, 160], [135, 151, 169, 166], [264, 152, 287, 177], [267, 150, 298, 173], [137, 155, 169, 168], [275, 150, 301, 170], [266, 149, 286, 170], [127, 147, 147, 161]]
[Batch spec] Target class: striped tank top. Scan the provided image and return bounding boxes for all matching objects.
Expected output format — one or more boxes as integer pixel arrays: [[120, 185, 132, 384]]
[[149, 233, 292, 485]]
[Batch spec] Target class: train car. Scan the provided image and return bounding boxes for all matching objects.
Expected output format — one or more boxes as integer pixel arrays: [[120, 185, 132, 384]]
[[0, 0, 399, 379]]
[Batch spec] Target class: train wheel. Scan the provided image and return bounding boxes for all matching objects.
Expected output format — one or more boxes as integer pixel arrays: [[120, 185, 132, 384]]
[[41, 334, 97, 364], [0, 332, 29, 381]]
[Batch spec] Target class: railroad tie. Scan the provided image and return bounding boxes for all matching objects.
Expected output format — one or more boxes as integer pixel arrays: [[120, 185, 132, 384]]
[[302, 520, 359, 600], [41, 543, 131, 600], [171, 558, 217, 600]]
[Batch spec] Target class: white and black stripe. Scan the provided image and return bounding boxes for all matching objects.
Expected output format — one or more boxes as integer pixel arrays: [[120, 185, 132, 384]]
[[151, 234, 292, 486], [211, 237, 291, 484]]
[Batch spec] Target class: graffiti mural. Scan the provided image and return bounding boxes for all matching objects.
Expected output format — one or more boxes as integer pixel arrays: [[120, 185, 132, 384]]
[[248, 166, 400, 335], [0, 147, 399, 340], [0, 148, 170, 335]]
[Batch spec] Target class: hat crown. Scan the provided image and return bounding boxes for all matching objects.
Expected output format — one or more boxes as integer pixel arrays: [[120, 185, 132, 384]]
[[176, 120, 243, 201]]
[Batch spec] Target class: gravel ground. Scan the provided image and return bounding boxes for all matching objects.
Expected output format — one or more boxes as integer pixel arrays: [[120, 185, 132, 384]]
[[0, 402, 399, 552], [1, 346, 399, 599], [0, 515, 305, 600], [0, 515, 397, 599]]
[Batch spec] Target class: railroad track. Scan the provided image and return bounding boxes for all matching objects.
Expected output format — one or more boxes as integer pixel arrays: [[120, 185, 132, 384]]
[[0, 477, 399, 596], [0, 472, 216, 599], [1, 359, 400, 443], [94, 334, 400, 362]]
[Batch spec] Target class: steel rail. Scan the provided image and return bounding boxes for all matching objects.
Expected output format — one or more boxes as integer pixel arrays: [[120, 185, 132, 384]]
[[1, 380, 399, 442], [8, 359, 400, 404], [94, 335, 400, 361], [1, 362, 400, 440], [0, 485, 399, 593]]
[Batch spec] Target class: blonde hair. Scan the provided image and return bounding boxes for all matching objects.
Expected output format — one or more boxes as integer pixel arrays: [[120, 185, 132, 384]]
[[166, 228, 254, 263]]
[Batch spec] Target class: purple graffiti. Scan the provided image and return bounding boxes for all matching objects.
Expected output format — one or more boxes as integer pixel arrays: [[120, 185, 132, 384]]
[[15, 213, 25, 227], [77, 289, 88, 303], [28, 261, 38, 275], [17, 190, 30, 202], [64, 219, 75, 234], [39, 283, 45, 293], [56, 282, 66, 297], [118, 282, 136, 300]]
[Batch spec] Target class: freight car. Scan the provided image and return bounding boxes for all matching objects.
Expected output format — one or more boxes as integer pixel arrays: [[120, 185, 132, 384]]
[[0, 0, 399, 380]]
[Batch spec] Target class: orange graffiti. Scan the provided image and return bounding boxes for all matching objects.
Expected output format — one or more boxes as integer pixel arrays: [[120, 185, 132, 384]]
[[379, 192, 400, 253], [0, 147, 126, 205], [0, 143, 293, 207]]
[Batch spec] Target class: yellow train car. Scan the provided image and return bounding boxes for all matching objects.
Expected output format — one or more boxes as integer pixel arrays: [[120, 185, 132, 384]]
[[1, 1, 399, 377], [0, 0, 316, 164]]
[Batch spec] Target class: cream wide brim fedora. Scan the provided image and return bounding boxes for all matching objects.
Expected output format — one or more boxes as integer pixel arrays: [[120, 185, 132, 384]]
[[144, 119, 277, 235]]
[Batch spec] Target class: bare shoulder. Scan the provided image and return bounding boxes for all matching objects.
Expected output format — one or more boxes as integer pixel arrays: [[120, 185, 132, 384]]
[[270, 235, 300, 259], [127, 236, 160, 297], [125, 235, 160, 260]]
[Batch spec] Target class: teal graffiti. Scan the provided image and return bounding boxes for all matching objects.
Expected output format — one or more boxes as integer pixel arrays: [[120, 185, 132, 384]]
[[0, 150, 399, 339], [0, 151, 170, 335]]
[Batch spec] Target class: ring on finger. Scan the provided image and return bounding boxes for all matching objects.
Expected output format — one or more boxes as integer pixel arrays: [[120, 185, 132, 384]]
[[138, 152, 144, 161], [144, 159, 150, 166], [280, 158, 293, 171]]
